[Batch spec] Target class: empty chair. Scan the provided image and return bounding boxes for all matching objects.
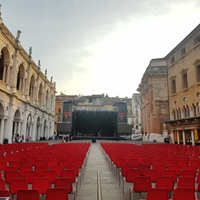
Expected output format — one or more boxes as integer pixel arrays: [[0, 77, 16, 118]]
[[146, 188, 169, 200], [24, 170, 39, 184], [17, 189, 40, 200], [138, 164, 150, 176], [0, 189, 10, 198], [4, 170, 21, 184], [176, 176, 195, 190], [167, 164, 180, 176], [180, 169, 196, 177], [55, 177, 76, 200], [152, 164, 165, 176], [9, 178, 28, 197], [155, 176, 173, 193], [35, 165, 48, 177], [32, 177, 50, 195], [144, 169, 158, 183], [0, 178, 6, 189], [123, 169, 140, 194], [162, 169, 177, 183], [45, 188, 68, 200], [20, 158, 32, 166], [43, 169, 57, 184], [172, 187, 196, 200], [20, 165, 33, 177], [129, 176, 151, 200]]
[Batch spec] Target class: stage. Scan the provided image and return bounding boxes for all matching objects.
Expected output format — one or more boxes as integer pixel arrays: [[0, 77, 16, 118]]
[[72, 136, 122, 142]]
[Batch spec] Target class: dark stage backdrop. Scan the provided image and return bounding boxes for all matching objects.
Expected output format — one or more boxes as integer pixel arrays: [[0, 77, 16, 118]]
[[72, 110, 118, 137]]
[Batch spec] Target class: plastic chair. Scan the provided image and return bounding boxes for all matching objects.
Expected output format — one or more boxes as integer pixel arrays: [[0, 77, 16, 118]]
[[45, 188, 69, 200], [123, 169, 140, 194], [20, 165, 33, 177], [176, 176, 195, 190], [162, 169, 177, 183], [9, 178, 28, 196], [129, 176, 151, 199], [144, 169, 158, 183], [172, 187, 196, 200], [0, 178, 6, 189], [4, 170, 21, 184], [43, 169, 57, 184], [32, 177, 50, 194], [17, 189, 40, 200], [54, 177, 75, 200], [0, 189, 10, 198], [24, 170, 39, 184], [146, 188, 169, 200]]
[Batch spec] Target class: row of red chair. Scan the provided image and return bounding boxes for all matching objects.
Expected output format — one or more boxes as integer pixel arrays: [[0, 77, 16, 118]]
[[0, 187, 69, 200]]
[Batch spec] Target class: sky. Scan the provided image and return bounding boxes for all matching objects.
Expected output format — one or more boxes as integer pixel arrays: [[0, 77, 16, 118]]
[[1, 0, 200, 98]]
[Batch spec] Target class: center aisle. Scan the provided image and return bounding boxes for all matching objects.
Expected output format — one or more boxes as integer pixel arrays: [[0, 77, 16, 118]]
[[76, 142, 124, 200]]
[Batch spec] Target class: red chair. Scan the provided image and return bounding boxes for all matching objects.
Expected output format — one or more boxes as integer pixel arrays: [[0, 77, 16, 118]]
[[20, 165, 33, 177], [155, 176, 173, 192], [162, 169, 177, 183], [175, 176, 195, 190], [0, 189, 10, 198], [35, 165, 48, 177], [24, 170, 39, 184], [152, 164, 165, 175], [180, 169, 196, 177], [9, 178, 28, 196], [172, 187, 196, 200], [0, 160, 8, 171], [138, 164, 150, 176], [55, 177, 76, 200], [146, 188, 169, 200], [144, 169, 158, 183], [43, 169, 57, 184], [45, 188, 69, 200], [4, 170, 21, 184], [123, 169, 140, 194], [167, 164, 180, 176], [0, 178, 6, 189], [20, 158, 32, 166], [32, 177, 50, 194], [17, 189, 40, 200], [129, 176, 151, 199], [49, 165, 63, 177]]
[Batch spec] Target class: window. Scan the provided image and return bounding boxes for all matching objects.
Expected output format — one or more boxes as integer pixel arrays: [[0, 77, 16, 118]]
[[170, 56, 175, 65], [89, 98, 92, 103], [171, 79, 176, 94], [181, 47, 186, 56], [182, 72, 188, 89], [193, 35, 200, 45], [196, 65, 200, 82], [58, 117, 61, 122], [58, 108, 61, 114]]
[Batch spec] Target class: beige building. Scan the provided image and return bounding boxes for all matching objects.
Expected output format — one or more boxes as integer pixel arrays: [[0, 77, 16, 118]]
[[165, 24, 200, 145], [55, 94, 134, 136], [0, 15, 56, 143], [138, 58, 169, 142]]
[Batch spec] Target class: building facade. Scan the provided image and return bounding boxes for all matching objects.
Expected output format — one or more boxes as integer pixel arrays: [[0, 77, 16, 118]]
[[138, 58, 169, 142], [0, 16, 56, 143], [55, 94, 133, 136], [165, 24, 200, 145], [132, 93, 142, 134]]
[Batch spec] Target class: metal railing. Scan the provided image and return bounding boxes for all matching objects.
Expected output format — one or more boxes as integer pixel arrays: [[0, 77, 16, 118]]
[[97, 172, 102, 200]]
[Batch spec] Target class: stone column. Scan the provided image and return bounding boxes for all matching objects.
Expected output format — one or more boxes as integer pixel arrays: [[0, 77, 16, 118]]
[[2, 65, 6, 82], [6, 65, 10, 84], [191, 129, 195, 146], [182, 130, 186, 145], [0, 119, 4, 144], [177, 130, 180, 144]]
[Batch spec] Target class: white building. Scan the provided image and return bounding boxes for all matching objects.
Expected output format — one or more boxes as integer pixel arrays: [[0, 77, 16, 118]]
[[0, 14, 56, 143]]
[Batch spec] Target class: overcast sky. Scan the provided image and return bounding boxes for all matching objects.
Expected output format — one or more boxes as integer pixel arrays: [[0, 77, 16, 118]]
[[1, 0, 200, 97]]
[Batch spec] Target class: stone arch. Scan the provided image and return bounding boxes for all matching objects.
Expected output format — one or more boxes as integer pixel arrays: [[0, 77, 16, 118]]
[[43, 119, 47, 139], [0, 103, 5, 117], [13, 109, 21, 136], [0, 47, 10, 82], [38, 83, 43, 105], [36, 117, 41, 140], [46, 89, 49, 109], [16, 64, 25, 92], [29, 75, 36, 99], [25, 113, 32, 139]]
